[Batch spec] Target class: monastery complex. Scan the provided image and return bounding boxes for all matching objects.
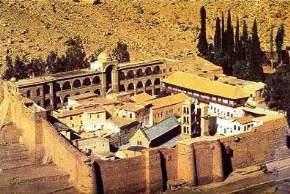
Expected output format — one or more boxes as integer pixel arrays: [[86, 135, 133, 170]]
[[0, 53, 289, 193]]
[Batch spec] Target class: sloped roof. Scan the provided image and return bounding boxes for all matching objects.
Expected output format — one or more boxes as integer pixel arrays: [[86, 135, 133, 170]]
[[148, 93, 188, 109], [234, 115, 254, 125], [142, 116, 180, 142], [120, 102, 145, 112], [130, 92, 155, 104], [163, 71, 250, 100]]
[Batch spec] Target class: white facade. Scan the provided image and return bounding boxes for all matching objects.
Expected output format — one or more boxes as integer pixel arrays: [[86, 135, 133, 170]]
[[208, 102, 244, 119]]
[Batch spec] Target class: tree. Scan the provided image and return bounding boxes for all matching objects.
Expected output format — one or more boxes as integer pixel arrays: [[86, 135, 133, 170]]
[[112, 40, 130, 63], [221, 12, 226, 52], [235, 18, 242, 61], [26, 58, 46, 77], [269, 27, 274, 58], [214, 17, 222, 51], [2, 50, 15, 80], [14, 55, 28, 79], [197, 6, 208, 56], [46, 51, 60, 74], [251, 19, 261, 54], [63, 36, 89, 71], [265, 64, 290, 110], [240, 20, 249, 60], [275, 25, 285, 63], [225, 10, 234, 56], [232, 60, 248, 79]]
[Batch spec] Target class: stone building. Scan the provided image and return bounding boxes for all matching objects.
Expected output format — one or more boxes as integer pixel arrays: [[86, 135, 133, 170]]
[[130, 116, 180, 148], [13, 52, 165, 110]]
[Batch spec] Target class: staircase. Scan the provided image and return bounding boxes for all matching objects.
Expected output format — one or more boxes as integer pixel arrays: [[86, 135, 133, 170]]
[[0, 125, 79, 194]]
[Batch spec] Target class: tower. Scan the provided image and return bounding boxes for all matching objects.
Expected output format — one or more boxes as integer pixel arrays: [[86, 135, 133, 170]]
[[181, 98, 195, 139], [200, 103, 210, 136]]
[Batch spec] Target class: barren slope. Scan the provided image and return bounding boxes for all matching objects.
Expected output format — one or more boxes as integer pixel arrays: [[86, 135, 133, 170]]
[[0, 0, 289, 75]]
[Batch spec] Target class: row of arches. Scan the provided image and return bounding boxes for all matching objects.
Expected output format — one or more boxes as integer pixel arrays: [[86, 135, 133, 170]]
[[54, 76, 101, 92], [119, 78, 161, 93], [119, 66, 161, 81]]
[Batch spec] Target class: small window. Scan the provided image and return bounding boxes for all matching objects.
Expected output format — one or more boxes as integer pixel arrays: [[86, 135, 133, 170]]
[[70, 116, 73, 120], [36, 88, 41, 96]]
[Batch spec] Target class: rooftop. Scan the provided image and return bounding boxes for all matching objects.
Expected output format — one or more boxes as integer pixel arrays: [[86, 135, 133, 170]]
[[69, 92, 98, 101], [234, 115, 255, 125], [109, 117, 138, 128], [163, 71, 250, 100], [130, 92, 155, 104], [142, 116, 180, 142], [55, 105, 105, 118], [148, 93, 188, 109], [120, 102, 145, 113]]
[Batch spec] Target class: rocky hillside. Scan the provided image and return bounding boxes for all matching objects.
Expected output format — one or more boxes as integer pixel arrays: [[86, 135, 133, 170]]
[[0, 0, 289, 75]]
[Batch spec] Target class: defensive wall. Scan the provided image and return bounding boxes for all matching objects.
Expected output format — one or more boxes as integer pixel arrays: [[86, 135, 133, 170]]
[[0, 82, 289, 193]]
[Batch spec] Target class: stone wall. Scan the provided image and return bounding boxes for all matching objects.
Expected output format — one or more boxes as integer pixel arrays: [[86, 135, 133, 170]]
[[95, 149, 163, 194], [220, 118, 290, 170]]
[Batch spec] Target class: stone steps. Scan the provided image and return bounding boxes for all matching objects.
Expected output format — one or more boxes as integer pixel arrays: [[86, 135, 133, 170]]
[[0, 142, 79, 194]]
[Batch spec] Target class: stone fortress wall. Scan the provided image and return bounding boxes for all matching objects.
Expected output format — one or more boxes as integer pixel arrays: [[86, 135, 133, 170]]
[[0, 82, 289, 193]]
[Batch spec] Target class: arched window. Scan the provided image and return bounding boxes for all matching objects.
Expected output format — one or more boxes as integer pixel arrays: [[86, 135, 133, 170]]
[[145, 67, 152, 76], [136, 69, 143, 77], [62, 81, 71, 90], [94, 89, 101, 95], [73, 79, 81, 88], [145, 80, 152, 87], [153, 66, 161, 74], [154, 78, 160, 85], [83, 78, 91, 86], [127, 83, 134, 91], [64, 95, 70, 103], [126, 70, 134, 79], [92, 76, 100, 85], [44, 84, 50, 94], [136, 81, 143, 89]]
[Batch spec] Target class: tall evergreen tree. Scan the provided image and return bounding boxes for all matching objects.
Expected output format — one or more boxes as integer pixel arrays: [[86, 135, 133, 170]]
[[214, 17, 222, 51], [235, 18, 241, 60], [225, 10, 234, 56], [221, 12, 226, 52], [269, 27, 274, 57], [197, 6, 208, 56], [275, 25, 285, 63], [240, 20, 249, 60], [247, 19, 264, 81]]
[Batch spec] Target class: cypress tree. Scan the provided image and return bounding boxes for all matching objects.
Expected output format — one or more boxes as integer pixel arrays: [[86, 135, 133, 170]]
[[221, 12, 226, 52], [235, 18, 241, 60], [214, 17, 222, 51], [226, 10, 234, 56], [240, 20, 249, 60], [269, 27, 274, 57], [247, 19, 264, 81], [251, 19, 261, 53], [197, 6, 208, 56], [275, 24, 285, 62]]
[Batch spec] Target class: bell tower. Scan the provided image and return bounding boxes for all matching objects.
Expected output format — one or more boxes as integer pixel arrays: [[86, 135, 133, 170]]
[[181, 98, 195, 139]]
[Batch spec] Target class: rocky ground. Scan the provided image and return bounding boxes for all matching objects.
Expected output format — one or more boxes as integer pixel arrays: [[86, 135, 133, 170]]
[[0, 0, 289, 76]]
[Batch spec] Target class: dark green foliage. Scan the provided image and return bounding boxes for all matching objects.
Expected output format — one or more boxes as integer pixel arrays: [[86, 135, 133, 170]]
[[63, 36, 89, 71], [26, 58, 46, 77], [14, 56, 28, 79], [275, 25, 285, 63], [269, 27, 274, 57], [46, 51, 61, 74], [197, 6, 208, 56], [214, 17, 222, 51], [2, 51, 15, 80], [112, 40, 130, 63], [221, 12, 226, 52], [232, 60, 248, 79], [265, 65, 290, 110]]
